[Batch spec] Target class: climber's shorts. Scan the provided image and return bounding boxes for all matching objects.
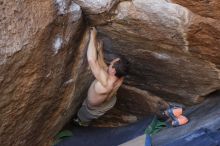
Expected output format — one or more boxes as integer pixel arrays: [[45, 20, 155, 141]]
[[77, 96, 117, 123]]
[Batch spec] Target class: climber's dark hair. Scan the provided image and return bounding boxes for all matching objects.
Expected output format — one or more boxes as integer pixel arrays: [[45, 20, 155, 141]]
[[112, 55, 129, 78]]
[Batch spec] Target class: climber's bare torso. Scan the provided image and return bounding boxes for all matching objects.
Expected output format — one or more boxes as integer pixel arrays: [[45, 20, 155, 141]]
[[87, 77, 123, 107], [86, 27, 123, 107]]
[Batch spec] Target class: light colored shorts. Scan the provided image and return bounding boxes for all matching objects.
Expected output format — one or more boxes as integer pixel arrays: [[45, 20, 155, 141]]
[[77, 96, 117, 123]]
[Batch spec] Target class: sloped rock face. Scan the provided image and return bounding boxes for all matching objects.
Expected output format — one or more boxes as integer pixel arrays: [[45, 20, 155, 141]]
[[0, 1, 93, 146], [172, 0, 220, 19], [77, 0, 220, 104]]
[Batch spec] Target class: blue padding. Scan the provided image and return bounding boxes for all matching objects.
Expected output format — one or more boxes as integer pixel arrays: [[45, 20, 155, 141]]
[[56, 116, 153, 146], [145, 135, 152, 146], [163, 128, 220, 146]]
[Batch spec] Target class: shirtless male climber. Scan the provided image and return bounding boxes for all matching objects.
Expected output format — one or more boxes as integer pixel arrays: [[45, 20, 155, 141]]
[[75, 27, 188, 127], [74, 27, 129, 126]]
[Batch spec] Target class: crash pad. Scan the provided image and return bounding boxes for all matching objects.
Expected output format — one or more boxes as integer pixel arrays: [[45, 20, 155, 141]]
[[56, 116, 153, 146]]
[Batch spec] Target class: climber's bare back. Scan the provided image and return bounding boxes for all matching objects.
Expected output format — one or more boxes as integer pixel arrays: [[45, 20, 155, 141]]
[[87, 78, 123, 107], [86, 27, 123, 107]]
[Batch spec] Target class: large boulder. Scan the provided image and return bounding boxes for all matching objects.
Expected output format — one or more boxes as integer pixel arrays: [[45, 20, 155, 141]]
[[77, 0, 220, 104], [74, 0, 118, 14], [0, 1, 93, 146]]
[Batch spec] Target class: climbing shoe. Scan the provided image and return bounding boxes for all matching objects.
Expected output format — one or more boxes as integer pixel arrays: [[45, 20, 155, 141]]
[[73, 118, 89, 127]]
